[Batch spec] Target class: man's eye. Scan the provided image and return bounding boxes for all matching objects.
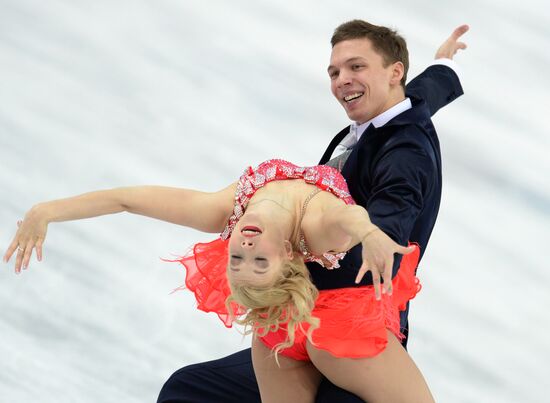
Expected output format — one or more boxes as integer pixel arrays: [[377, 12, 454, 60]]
[[352, 64, 363, 70], [329, 72, 338, 79]]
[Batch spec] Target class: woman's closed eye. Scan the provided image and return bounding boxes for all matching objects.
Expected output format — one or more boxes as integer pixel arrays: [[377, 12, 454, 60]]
[[230, 255, 269, 270], [254, 257, 268, 269]]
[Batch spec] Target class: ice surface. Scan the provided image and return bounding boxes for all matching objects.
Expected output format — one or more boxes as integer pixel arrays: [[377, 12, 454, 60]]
[[1, 1, 548, 402]]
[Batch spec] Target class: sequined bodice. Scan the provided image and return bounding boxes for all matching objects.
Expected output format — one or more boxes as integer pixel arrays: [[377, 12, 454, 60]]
[[220, 159, 355, 269]]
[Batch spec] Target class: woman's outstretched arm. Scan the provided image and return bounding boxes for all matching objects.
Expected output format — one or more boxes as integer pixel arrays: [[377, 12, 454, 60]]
[[3, 183, 236, 272]]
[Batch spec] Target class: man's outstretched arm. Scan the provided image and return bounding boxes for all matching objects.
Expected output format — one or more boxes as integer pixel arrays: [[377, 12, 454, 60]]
[[406, 24, 469, 116]]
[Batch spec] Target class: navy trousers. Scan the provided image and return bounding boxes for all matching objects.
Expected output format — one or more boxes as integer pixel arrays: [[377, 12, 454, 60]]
[[157, 348, 362, 402]]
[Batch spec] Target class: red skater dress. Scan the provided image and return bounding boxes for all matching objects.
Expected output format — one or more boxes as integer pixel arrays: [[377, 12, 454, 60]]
[[173, 159, 421, 361]]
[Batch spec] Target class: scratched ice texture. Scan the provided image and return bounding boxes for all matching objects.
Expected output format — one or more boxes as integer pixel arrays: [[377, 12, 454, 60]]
[[0, 1, 549, 402]]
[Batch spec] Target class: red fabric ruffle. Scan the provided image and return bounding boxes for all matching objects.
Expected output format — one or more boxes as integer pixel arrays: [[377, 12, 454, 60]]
[[172, 241, 421, 360], [170, 238, 245, 327], [260, 244, 421, 360]]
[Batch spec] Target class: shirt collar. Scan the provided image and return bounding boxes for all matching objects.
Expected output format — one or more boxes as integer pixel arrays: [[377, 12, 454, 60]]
[[352, 97, 412, 141]]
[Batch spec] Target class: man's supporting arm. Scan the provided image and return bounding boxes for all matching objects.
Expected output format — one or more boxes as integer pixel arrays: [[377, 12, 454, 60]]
[[405, 25, 468, 116]]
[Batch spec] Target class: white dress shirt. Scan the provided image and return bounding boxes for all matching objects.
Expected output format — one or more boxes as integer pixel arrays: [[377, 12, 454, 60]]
[[330, 98, 413, 159]]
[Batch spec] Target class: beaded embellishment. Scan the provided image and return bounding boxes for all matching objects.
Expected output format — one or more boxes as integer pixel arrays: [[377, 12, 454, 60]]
[[296, 188, 346, 269], [220, 159, 354, 269]]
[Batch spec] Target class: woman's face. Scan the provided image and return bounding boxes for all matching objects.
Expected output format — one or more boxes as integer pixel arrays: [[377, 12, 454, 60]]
[[227, 212, 292, 287]]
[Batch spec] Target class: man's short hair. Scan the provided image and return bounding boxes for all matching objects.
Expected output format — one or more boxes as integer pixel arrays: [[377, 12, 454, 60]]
[[331, 20, 409, 88]]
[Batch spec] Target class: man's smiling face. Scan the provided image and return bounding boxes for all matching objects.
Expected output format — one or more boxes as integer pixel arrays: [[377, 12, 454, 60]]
[[328, 38, 402, 124]]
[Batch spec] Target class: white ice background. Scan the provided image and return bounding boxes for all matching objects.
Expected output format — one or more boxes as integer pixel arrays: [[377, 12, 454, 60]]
[[1, 1, 549, 402]]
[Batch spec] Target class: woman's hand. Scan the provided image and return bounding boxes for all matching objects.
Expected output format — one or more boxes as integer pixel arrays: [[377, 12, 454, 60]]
[[355, 225, 415, 300], [3, 206, 49, 273]]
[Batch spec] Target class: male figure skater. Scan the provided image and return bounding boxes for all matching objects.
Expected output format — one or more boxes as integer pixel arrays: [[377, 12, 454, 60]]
[[158, 21, 468, 402]]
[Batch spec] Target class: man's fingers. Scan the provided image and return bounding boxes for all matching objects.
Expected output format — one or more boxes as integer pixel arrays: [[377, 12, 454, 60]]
[[449, 42, 467, 56], [451, 24, 469, 40], [435, 24, 469, 60]]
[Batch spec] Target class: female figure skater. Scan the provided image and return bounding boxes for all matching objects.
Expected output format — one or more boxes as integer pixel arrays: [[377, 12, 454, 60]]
[[4, 158, 433, 402]]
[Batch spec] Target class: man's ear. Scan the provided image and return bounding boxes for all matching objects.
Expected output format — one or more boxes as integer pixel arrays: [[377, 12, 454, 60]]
[[390, 61, 405, 85], [283, 240, 294, 259]]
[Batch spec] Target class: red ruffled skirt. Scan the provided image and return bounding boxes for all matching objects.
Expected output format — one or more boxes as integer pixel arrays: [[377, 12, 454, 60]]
[[171, 238, 421, 361]]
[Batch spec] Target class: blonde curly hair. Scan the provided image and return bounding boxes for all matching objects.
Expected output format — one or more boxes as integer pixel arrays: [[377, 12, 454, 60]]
[[226, 255, 320, 357]]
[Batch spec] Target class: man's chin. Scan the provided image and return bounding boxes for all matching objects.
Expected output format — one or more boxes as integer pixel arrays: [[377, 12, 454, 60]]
[[341, 104, 365, 122], [345, 111, 366, 123]]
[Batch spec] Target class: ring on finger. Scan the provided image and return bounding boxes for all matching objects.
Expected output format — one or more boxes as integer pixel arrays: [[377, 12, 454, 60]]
[[17, 246, 25, 252]]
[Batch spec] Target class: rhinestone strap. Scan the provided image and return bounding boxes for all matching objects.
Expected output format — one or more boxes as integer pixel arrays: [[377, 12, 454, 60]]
[[298, 188, 322, 258]]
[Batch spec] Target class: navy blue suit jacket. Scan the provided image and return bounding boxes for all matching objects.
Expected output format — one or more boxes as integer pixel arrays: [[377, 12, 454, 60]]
[[309, 64, 463, 342]]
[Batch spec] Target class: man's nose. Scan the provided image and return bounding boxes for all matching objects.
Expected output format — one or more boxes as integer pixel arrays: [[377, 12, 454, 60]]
[[241, 240, 254, 248], [336, 70, 352, 88]]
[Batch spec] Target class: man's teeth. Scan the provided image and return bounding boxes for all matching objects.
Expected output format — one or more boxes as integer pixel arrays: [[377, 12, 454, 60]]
[[344, 93, 363, 102]]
